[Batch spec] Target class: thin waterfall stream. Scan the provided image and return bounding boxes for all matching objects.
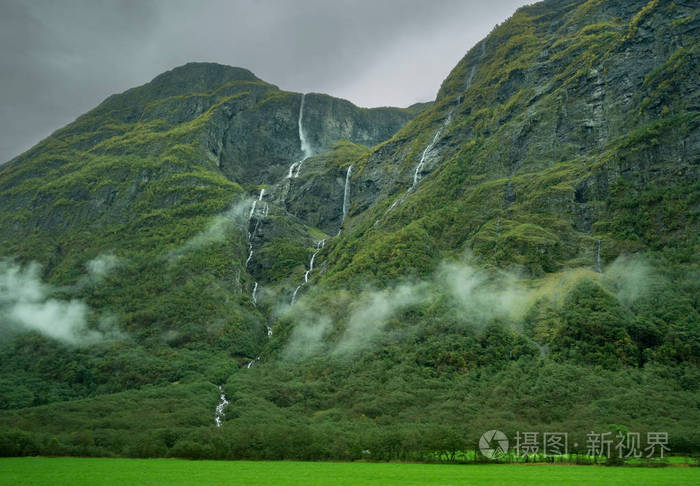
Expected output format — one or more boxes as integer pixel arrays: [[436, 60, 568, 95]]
[[214, 386, 228, 427], [291, 239, 326, 305], [287, 93, 312, 178]]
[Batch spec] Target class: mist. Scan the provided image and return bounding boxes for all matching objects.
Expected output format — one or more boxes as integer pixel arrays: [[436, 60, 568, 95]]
[[602, 255, 654, 307], [167, 198, 251, 260], [282, 253, 662, 360], [85, 252, 122, 282], [333, 282, 433, 357], [0, 259, 121, 345]]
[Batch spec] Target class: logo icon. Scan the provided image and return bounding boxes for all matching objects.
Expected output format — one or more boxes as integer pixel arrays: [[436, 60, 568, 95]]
[[479, 430, 509, 459]]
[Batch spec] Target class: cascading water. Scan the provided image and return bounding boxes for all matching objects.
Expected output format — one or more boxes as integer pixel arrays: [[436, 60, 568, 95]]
[[247, 356, 260, 369], [374, 102, 458, 228], [267, 326, 272, 337], [375, 42, 487, 228], [287, 94, 312, 179], [466, 65, 477, 90], [245, 243, 254, 267], [342, 165, 352, 222], [337, 165, 353, 235], [413, 109, 455, 188], [214, 386, 228, 427], [251, 281, 258, 305], [291, 284, 302, 306], [291, 239, 326, 305], [245, 189, 266, 269], [304, 239, 325, 283], [464, 42, 485, 93]]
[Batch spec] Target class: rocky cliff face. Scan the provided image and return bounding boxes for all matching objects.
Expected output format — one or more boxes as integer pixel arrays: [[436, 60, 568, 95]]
[[326, 0, 699, 278], [0, 1, 698, 459], [0, 0, 697, 429], [204, 91, 419, 186]]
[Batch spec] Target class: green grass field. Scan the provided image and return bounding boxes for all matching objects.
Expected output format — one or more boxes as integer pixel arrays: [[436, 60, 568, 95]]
[[1, 458, 698, 485]]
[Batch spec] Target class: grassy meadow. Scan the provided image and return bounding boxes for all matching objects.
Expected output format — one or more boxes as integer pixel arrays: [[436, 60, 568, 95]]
[[1, 457, 698, 486]]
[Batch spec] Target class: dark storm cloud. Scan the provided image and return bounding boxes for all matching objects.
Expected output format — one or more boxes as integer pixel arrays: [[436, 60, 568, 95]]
[[0, 0, 527, 163]]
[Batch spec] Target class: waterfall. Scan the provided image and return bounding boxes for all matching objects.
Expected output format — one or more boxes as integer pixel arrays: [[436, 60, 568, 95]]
[[464, 42, 485, 99], [214, 386, 228, 427], [595, 239, 602, 273], [298, 94, 312, 159], [337, 165, 353, 235], [342, 165, 353, 221], [291, 239, 325, 305], [376, 101, 458, 227], [245, 243, 254, 267], [412, 109, 454, 188], [287, 161, 301, 179], [267, 326, 272, 337], [291, 284, 302, 306], [287, 94, 312, 178], [466, 65, 477, 90], [304, 239, 325, 283], [245, 189, 267, 268], [409, 43, 484, 193], [248, 199, 257, 221], [248, 188, 265, 221], [252, 281, 258, 305], [247, 356, 260, 369]]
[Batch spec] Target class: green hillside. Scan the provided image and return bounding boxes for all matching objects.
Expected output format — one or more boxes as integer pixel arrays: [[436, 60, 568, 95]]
[[0, 0, 698, 461]]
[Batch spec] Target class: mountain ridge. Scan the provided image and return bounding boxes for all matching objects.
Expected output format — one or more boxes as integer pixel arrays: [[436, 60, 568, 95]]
[[0, 0, 698, 460]]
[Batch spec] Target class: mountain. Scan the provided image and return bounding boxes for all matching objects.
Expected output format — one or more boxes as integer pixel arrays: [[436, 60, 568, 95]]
[[0, 0, 698, 460]]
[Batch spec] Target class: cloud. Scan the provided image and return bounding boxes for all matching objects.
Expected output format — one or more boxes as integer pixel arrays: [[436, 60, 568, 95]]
[[333, 282, 432, 356], [0, 259, 121, 345], [0, 0, 528, 163], [282, 253, 662, 359], [283, 256, 529, 359], [602, 255, 654, 306], [438, 261, 530, 325], [282, 302, 334, 361], [85, 252, 122, 281], [167, 199, 250, 260]]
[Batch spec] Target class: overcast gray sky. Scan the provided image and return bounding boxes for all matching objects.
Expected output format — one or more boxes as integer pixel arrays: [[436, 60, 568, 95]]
[[0, 0, 528, 163]]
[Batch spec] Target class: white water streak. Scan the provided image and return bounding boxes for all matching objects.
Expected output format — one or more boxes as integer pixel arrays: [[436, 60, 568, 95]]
[[412, 109, 454, 188], [287, 94, 312, 179], [245, 189, 266, 268], [338, 164, 353, 235], [466, 65, 477, 90], [292, 239, 325, 305], [245, 243, 254, 267], [214, 386, 229, 427], [291, 285, 302, 306]]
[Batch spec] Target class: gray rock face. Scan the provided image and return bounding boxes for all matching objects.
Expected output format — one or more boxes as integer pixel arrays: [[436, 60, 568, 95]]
[[301, 94, 418, 152], [207, 92, 419, 187], [280, 157, 349, 236], [347, 0, 700, 221], [1, 0, 695, 311]]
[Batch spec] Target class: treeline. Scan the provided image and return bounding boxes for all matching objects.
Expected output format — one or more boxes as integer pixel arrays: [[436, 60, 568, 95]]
[[1, 356, 698, 462], [1, 422, 698, 465]]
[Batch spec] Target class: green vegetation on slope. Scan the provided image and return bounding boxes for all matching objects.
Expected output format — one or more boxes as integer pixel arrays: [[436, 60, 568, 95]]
[[0, 0, 698, 463]]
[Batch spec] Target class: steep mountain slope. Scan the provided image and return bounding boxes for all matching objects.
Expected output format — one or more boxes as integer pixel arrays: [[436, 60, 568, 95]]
[[0, 62, 425, 414], [0, 62, 421, 340], [1, 0, 698, 460]]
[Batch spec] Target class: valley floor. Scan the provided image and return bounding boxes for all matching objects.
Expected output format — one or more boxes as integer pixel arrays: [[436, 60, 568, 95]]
[[1, 457, 698, 486]]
